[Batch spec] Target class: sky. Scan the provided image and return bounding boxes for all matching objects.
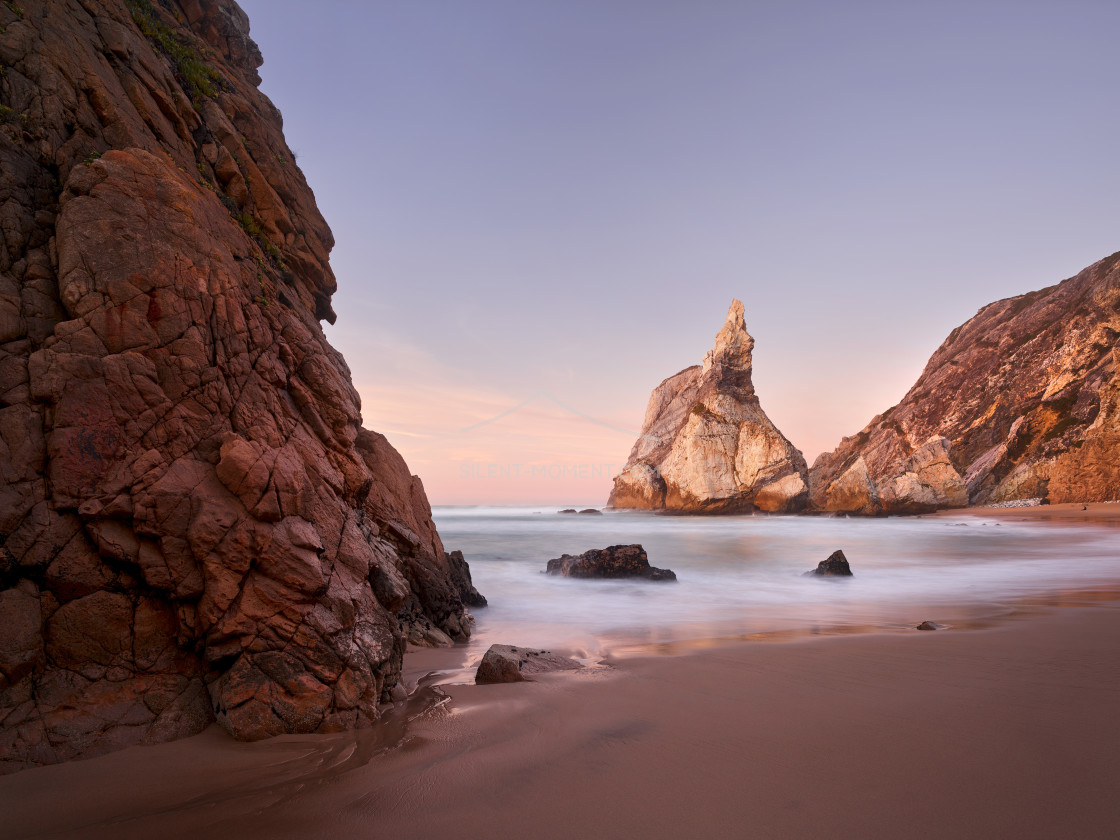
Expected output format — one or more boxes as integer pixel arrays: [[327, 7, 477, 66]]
[[238, 0, 1120, 505]]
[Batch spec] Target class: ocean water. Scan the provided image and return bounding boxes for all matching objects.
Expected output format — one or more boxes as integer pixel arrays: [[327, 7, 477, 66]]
[[431, 506, 1120, 658]]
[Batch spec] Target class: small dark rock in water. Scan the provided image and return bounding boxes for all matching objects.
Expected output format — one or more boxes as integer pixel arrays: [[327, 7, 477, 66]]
[[546, 544, 676, 581], [475, 644, 582, 684], [558, 508, 578, 514], [578, 508, 603, 515], [805, 549, 853, 577], [916, 621, 944, 631]]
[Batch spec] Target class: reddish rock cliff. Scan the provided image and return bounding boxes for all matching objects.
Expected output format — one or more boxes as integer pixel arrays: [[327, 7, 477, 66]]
[[809, 252, 1120, 513], [0, 0, 476, 772], [608, 301, 808, 514]]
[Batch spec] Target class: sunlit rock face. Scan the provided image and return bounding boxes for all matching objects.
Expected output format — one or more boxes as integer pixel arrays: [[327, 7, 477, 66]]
[[0, 0, 475, 771], [809, 253, 1120, 514], [608, 300, 809, 514]]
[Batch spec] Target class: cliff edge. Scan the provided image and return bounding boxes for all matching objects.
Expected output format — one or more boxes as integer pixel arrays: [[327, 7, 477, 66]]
[[809, 252, 1120, 513], [0, 0, 476, 771]]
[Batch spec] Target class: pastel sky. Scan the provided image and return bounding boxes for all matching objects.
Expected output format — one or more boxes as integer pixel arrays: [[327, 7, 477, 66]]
[[239, 0, 1120, 505]]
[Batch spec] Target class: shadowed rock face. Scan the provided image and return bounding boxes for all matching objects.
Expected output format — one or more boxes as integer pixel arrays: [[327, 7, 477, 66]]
[[0, 0, 476, 771], [444, 550, 487, 609], [608, 300, 809, 514], [804, 550, 852, 577], [809, 253, 1120, 514], [545, 544, 677, 582]]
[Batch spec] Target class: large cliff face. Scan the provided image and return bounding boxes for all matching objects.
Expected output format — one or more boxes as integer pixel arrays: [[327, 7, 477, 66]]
[[608, 300, 809, 514], [0, 0, 476, 772], [809, 252, 1120, 513]]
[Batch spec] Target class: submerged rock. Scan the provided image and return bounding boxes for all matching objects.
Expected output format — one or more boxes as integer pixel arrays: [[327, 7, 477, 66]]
[[546, 544, 677, 581], [579, 508, 603, 515], [805, 550, 854, 577], [475, 645, 582, 684], [916, 621, 945, 631], [608, 300, 809, 514], [558, 509, 578, 514]]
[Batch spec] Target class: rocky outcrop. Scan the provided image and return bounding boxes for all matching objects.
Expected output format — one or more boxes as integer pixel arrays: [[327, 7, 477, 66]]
[[810, 253, 1120, 513], [545, 544, 677, 581], [474, 645, 581, 685], [0, 0, 477, 772], [608, 300, 809, 513], [445, 550, 487, 609], [804, 550, 853, 577], [1048, 346, 1120, 503]]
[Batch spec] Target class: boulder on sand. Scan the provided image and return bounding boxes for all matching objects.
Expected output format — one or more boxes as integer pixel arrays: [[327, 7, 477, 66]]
[[545, 544, 677, 581], [804, 550, 853, 577], [475, 645, 582, 684]]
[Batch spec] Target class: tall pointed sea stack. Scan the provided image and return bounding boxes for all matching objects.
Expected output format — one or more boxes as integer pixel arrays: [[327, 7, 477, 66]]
[[0, 0, 478, 771], [608, 301, 809, 513]]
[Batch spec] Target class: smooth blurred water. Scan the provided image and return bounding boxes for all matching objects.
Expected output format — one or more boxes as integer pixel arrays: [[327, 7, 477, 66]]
[[432, 506, 1120, 656]]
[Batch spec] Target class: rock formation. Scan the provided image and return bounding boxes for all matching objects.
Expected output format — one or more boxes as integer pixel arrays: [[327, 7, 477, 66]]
[[1048, 345, 1120, 503], [545, 544, 676, 581], [804, 550, 853, 577], [474, 644, 581, 685], [444, 549, 487, 610], [608, 300, 809, 513], [0, 0, 477, 772], [809, 252, 1120, 513]]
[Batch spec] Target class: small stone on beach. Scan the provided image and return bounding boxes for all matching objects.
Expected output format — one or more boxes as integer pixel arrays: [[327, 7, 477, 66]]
[[475, 644, 582, 684]]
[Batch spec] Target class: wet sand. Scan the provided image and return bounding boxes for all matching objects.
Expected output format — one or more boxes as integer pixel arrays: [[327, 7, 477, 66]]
[[2, 599, 1119, 839], [932, 500, 1120, 524]]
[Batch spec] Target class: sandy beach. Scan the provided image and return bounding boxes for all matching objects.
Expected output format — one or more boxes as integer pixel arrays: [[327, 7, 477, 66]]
[[2, 593, 1118, 840], [931, 500, 1120, 524]]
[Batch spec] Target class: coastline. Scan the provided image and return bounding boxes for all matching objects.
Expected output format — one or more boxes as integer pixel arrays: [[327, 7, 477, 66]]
[[2, 596, 1118, 839], [929, 500, 1120, 524]]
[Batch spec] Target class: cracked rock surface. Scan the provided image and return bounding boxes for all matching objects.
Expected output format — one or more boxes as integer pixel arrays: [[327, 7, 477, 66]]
[[0, 0, 477, 772], [809, 254, 1120, 513], [608, 300, 809, 513]]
